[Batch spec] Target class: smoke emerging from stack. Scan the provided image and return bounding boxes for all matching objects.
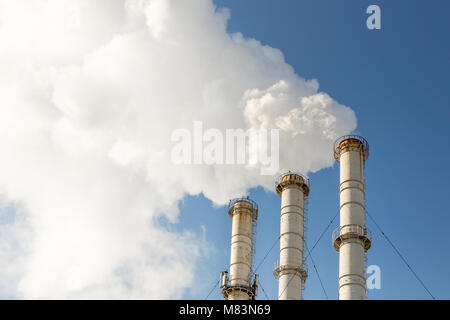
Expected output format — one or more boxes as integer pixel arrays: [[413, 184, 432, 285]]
[[0, 0, 356, 298]]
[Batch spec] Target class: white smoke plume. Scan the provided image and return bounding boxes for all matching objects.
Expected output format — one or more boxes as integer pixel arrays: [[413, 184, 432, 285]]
[[0, 0, 356, 298]]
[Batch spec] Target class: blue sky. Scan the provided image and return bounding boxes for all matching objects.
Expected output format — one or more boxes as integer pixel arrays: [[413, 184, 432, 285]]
[[180, 0, 450, 300], [0, 0, 448, 300]]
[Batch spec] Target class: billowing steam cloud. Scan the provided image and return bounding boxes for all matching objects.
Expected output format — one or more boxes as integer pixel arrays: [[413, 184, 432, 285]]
[[0, 0, 356, 298]]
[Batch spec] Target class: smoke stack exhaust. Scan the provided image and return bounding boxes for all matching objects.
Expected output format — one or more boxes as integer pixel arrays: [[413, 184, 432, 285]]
[[274, 172, 309, 300], [220, 198, 258, 300], [333, 135, 372, 300]]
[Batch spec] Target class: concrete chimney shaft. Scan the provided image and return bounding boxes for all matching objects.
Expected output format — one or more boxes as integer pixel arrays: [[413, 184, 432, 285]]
[[274, 173, 309, 300], [221, 198, 258, 300], [333, 136, 371, 300]]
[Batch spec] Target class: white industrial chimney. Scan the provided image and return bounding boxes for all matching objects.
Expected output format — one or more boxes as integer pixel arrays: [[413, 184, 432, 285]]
[[274, 172, 309, 300], [220, 198, 258, 300], [332, 135, 372, 300]]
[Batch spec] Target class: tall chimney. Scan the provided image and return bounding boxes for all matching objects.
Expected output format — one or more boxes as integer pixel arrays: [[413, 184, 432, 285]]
[[220, 198, 258, 300], [274, 172, 309, 300], [333, 135, 372, 300]]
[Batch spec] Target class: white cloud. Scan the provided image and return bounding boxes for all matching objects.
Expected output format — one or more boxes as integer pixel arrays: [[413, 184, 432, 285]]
[[0, 0, 356, 298]]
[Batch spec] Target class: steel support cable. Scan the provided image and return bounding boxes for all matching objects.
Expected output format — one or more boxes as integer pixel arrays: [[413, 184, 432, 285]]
[[278, 209, 339, 299], [366, 210, 436, 300], [258, 279, 271, 300], [305, 242, 329, 300], [204, 279, 220, 300], [254, 235, 281, 273], [309, 209, 340, 254]]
